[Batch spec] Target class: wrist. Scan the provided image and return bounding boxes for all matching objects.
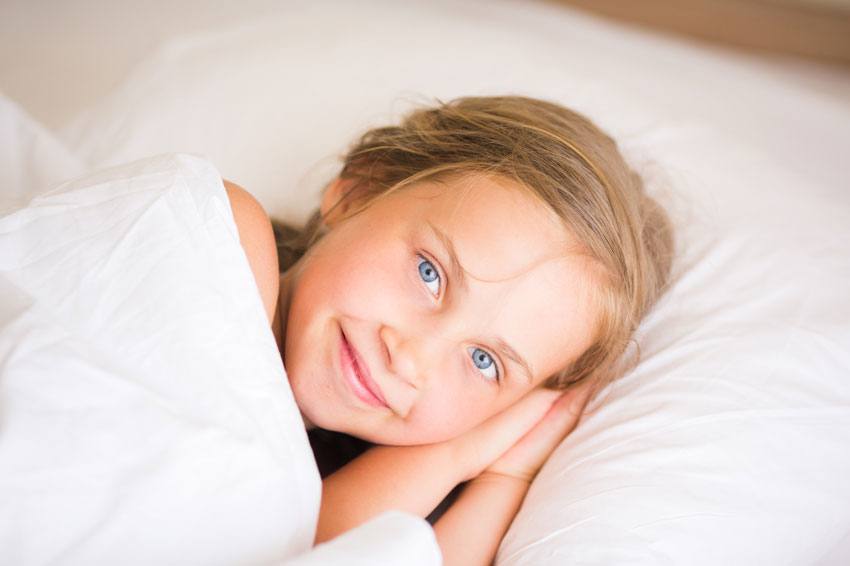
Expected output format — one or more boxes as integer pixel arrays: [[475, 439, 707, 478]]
[[482, 462, 538, 484], [472, 469, 533, 488], [434, 469, 531, 566], [448, 435, 484, 484]]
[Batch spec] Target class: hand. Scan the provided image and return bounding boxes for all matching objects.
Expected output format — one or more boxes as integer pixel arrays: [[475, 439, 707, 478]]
[[483, 381, 593, 483], [449, 382, 594, 483]]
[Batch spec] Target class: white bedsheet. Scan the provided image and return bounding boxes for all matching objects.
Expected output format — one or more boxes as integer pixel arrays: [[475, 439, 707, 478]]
[[0, 137, 440, 565]]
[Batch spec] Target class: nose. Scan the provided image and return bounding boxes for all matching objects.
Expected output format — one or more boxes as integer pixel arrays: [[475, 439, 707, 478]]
[[379, 323, 443, 390]]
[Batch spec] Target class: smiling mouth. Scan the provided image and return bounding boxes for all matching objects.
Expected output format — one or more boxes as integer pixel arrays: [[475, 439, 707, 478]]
[[340, 327, 388, 409]]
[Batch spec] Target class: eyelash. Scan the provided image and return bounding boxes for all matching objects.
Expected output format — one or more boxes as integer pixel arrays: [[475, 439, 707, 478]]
[[415, 252, 502, 384]]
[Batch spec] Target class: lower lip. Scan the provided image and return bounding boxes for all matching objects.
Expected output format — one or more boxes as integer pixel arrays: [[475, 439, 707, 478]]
[[339, 329, 387, 408]]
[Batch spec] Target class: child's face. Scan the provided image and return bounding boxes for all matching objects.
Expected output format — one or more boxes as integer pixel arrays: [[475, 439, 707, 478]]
[[282, 172, 600, 445]]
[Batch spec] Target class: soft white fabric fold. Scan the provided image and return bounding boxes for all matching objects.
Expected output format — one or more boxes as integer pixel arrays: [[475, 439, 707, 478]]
[[284, 511, 442, 566]]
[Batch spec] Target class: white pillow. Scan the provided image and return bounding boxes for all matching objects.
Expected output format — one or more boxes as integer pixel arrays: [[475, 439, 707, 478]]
[[0, 93, 86, 213], [505, 124, 850, 565], [51, 0, 850, 564]]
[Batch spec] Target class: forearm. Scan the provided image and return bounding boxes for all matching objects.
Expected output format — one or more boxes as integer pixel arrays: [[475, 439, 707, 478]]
[[314, 442, 464, 544], [433, 473, 530, 566]]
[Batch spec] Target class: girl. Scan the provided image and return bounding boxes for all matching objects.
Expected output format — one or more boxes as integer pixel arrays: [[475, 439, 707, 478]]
[[229, 95, 674, 565]]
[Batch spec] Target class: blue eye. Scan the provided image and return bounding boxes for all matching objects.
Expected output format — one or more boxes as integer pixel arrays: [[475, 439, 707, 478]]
[[468, 346, 499, 382], [417, 255, 441, 296]]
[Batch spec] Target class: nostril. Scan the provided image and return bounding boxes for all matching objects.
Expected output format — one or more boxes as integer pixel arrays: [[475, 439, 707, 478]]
[[379, 325, 421, 389]]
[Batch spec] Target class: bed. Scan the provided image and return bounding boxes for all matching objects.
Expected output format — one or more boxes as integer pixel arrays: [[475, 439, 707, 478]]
[[2, 0, 849, 564]]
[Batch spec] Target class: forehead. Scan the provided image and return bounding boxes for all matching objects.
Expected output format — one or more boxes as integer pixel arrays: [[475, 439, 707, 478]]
[[378, 173, 601, 380]]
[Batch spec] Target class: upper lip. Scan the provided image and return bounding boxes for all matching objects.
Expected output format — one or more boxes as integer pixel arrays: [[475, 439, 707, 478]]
[[343, 329, 388, 408]]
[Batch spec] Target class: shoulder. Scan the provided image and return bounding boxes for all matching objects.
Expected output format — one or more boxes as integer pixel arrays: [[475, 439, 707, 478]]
[[223, 179, 280, 326]]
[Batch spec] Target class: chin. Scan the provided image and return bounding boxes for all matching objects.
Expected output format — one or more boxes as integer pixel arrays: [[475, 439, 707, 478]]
[[297, 401, 335, 433], [353, 426, 457, 447]]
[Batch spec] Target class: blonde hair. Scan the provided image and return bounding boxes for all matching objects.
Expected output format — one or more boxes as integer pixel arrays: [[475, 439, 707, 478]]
[[272, 95, 674, 401]]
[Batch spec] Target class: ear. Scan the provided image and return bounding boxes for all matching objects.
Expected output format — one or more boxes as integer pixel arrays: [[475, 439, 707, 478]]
[[319, 176, 360, 228]]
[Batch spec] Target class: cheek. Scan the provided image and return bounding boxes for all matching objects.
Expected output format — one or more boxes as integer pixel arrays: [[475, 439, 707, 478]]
[[394, 390, 496, 445], [399, 381, 532, 445], [317, 241, 404, 314]]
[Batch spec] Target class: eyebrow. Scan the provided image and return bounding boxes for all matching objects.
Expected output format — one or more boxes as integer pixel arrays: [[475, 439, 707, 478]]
[[494, 337, 534, 385], [424, 220, 534, 384], [425, 220, 468, 293]]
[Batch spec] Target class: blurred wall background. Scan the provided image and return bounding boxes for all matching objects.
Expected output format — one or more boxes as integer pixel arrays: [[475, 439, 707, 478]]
[[551, 0, 850, 66], [1, 0, 849, 133]]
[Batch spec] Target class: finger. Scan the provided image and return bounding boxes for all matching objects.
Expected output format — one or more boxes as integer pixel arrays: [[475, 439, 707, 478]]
[[480, 384, 596, 482], [477, 387, 563, 439], [522, 384, 594, 448], [556, 381, 595, 416], [481, 392, 557, 444], [452, 388, 562, 477], [552, 384, 594, 427], [572, 381, 595, 412], [483, 401, 583, 482]]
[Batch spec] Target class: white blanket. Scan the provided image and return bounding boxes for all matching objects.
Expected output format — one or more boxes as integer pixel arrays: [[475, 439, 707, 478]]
[[0, 143, 441, 565]]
